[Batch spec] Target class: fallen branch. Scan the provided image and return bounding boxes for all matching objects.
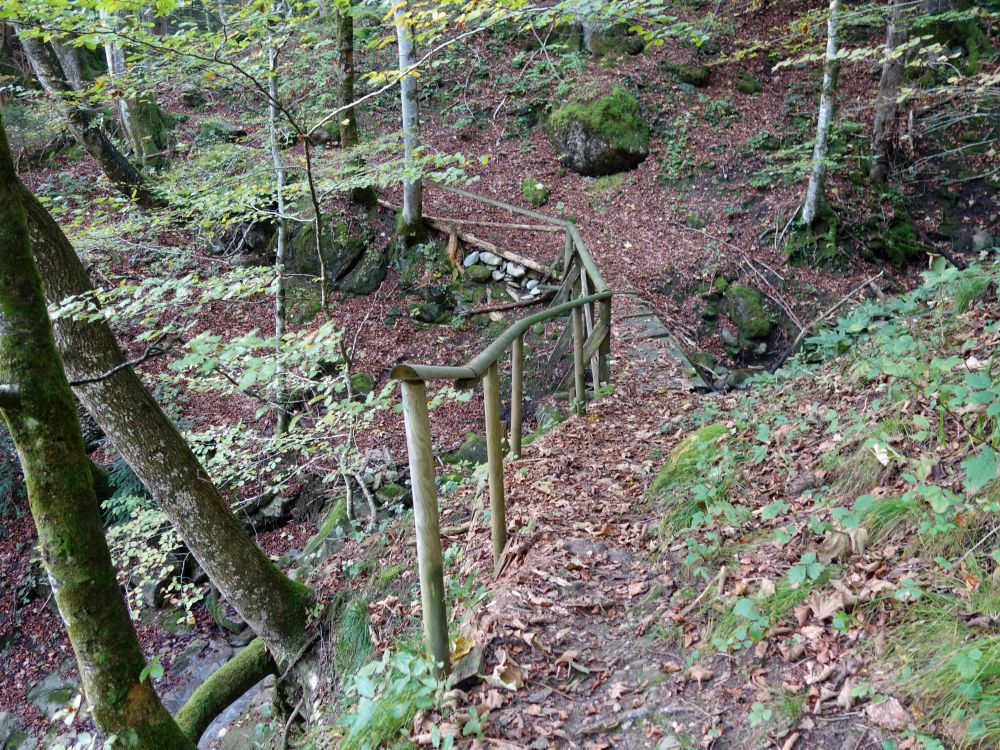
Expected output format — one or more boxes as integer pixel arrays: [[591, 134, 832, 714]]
[[352, 471, 378, 533], [459, 291, 554, 317], [769, 271, 884, 373], [377, 198, 552, 275], [678, 565, 727, 619]]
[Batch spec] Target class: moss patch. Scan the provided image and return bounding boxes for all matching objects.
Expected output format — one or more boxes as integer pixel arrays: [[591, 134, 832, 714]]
[[521, 177, 549, 208], [723, 285, 774, 340], [650, 423, 728, 495], [548, 86, 650, 176]]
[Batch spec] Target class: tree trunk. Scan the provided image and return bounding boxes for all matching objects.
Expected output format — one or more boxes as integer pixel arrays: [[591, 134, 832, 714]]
[[871, 0, 908, 183], [338, 1, 377, 208], [0, 112, 194, 750], [267, 37, 291, 436], [99, 11, 172, 170], [15, 26, 161, 208], [18, 181, 316, 670], [802, 0, 842, 226], [50, 39, 83, 89], [394, 1, 426, 245]]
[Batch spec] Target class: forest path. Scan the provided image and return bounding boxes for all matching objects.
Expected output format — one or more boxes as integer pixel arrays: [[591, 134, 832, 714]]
[[453, 304, 710, 749]]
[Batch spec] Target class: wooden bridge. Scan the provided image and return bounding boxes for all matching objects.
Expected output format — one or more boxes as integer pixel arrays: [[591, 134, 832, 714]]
[[390, 182, 612, 672]]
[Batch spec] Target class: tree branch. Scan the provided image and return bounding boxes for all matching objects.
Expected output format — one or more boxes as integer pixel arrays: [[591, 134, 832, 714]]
[[68, 337, 177, 387]]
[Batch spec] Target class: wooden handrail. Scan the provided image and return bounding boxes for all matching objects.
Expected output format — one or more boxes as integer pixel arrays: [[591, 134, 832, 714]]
[[390, 184, 613, 673], [390, 291, 612, 387]]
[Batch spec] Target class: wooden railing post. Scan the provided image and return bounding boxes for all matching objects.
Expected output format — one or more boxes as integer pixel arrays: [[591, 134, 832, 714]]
[[572, 305, 586, 416], [510, 334, 524, 459], [400, 380, 450, 674], [482, 363, 507, 565], [599, 297, 612, 384]]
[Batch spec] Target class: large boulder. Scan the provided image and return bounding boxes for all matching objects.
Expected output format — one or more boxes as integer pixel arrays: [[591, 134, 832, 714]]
[[548, 86, 650, 176], [283, 212, 386, 295]]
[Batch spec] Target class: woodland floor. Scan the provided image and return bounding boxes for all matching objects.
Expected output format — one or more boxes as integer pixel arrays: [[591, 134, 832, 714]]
[[2, 0, 998, 747]]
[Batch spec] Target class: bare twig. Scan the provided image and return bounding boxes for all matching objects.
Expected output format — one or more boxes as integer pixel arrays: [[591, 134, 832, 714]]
[[68, 337, 178, 386], [678, 566, 727, 619], [769, 271, 884, 373]]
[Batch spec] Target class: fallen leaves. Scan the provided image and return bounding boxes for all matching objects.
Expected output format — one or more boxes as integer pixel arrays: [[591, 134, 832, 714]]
[[865, 697, 912, 731]]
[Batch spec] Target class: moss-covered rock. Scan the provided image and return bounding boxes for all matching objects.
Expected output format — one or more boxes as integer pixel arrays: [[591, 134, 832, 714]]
[[736, 72, 763, 95], [661, 62, 711, 87], [198, 117, 247, 142], [650, 423, 727, 495], [522, 177, 549, 207], [723, 285, 774, 340], [548, 86, 650, 177], [585, 23, 645, 57], [466, 264, 493, 283], [349, 372, 375, 396], [445, 432, 488, 465], [375, 482, 409, 508]]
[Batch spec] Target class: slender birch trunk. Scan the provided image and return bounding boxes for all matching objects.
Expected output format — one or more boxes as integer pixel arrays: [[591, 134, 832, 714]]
[[394, 1, 425, 244], [871, 0, 908, 183], [802, 0, 842, 226], [0, 112, 195, 750], [15, 27, 160, 208]]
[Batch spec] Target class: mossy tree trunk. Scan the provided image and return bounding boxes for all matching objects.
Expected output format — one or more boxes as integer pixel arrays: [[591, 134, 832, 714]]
[[801, 0, 842, 226], [99, 11, 171, 170], [871, 0, 908, 183], [17, 179, 317, 672], [15, 26, 161, 208], [0, 112, 194, 750], [394, 1, 427, 245]]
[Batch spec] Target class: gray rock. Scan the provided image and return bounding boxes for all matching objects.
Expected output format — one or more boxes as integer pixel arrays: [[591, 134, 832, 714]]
[[446, 433, 488, 465], [491, 269, 506, 281], [525, 279, 539, 290], [530, 287, 542, 297], [462, 251, 481, 267], [27, 672, 78, 719], [0, 711, 33, 750], [407, 301, 441, 324], [479, 251, 502, 267], [506, 263, 527, 279], [973, 230, 995, 253]]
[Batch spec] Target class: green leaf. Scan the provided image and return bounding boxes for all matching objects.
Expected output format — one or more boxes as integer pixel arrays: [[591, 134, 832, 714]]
[[963, 448, 997, 492]]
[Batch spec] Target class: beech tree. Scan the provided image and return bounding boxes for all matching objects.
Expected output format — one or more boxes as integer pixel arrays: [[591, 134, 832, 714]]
[[14, 26, 160, 207], [0, 111, 194, 750], [394, 0, 426, 245], [801, 0, 842, 226], [19, 179, 317, 674]]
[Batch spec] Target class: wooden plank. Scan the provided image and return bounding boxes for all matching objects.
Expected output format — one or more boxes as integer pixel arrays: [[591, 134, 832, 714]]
[[483, 363, 507, 565], [400, 381, 450, 673], [580, 271, 601, 387], [548, 316, 575, 367], [551, 263, 580, 307], [427, 180, 569, 227]]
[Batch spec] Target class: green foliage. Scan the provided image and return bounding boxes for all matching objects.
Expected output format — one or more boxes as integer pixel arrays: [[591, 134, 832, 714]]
[[339, 649, 450, 750]]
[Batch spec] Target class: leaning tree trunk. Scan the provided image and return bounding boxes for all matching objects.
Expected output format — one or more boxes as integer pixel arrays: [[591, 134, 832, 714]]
[[0, 112, 195, 750], [802, 0, 842, 226], [15, 26, 161, 208], [871, 0, 908, 183], [394, 1, 426, 245], [17, 182, 316, 671], [50, 39, 83, 89]]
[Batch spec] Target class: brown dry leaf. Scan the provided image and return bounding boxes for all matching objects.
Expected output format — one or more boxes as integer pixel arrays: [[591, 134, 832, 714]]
[[628, 580, 649, 597], [483, 661, 526, 691], [866, 697, 912, 731], [687, 665, 714, 685]]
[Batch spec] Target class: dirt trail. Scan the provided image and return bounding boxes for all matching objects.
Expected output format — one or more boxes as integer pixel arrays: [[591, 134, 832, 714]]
[[446, 302, 880, 749]]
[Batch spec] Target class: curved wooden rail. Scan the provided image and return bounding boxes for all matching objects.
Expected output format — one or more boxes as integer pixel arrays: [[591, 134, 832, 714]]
[[391, 184, 612, 673]]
